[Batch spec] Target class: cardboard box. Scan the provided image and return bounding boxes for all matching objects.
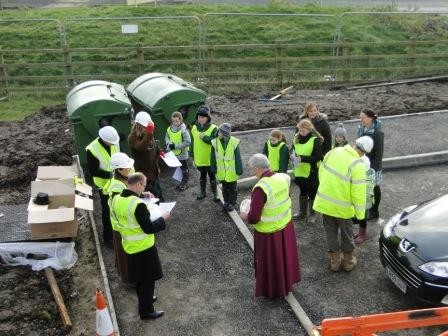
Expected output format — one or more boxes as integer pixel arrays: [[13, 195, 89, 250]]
[[36, 164, 78, 180], [28, 178, 93, 240]]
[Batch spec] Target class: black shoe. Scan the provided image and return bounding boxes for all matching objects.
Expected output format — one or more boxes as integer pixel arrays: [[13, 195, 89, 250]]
[[225, 204, 235, 212], [140, 310, 164, 320]]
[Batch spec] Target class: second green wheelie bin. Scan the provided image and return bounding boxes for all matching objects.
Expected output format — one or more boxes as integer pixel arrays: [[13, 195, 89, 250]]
[[126, 73, 206, 148], [66, 80, 133, 167]]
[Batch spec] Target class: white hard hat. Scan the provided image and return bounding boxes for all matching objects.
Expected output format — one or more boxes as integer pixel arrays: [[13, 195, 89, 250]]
[[135, 111, 152, 127], [110, 152, 134, 170], [98, 126, 120, 145], [355, 136, 374, 154]]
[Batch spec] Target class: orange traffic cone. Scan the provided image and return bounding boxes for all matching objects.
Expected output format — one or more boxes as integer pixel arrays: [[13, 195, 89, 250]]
[[96, 289, 114, 336]]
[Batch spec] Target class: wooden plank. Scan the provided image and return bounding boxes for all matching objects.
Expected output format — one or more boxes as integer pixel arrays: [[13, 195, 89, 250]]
[[44, 267, 72, 329], [270, 86, 294, 100]]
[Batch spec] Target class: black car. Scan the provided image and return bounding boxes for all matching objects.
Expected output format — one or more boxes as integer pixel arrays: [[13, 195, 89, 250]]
[[379, 194, 448, 305]]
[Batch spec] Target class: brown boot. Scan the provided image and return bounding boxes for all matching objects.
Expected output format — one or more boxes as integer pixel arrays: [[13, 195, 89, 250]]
[[342, 251, 357, 272], [328, 251, 341, 272]]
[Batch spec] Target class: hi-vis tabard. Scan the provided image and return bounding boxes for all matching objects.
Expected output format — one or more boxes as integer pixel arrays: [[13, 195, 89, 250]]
[[313, 145, 367, 220], [166, 126, 182, 156], [252, 173, 292, 233], [266, 141, 285, 172], [85, 138, 118, 189], [106, 178, 127, 231], [293, 136, 315, 178], [211, 136, 240, 182], [112, 194, 155, 254], [191, 124, 217, 167]]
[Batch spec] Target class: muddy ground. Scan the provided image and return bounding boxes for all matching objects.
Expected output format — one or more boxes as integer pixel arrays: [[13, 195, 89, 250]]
[[0, 81, 447, 335]]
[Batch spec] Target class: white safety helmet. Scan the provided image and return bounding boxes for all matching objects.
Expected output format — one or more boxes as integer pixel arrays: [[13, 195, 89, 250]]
[[355, 136, 374, 154], [98, 126, 120, 145], [135, 111, 152, 127], [110, 152, 134, 170]]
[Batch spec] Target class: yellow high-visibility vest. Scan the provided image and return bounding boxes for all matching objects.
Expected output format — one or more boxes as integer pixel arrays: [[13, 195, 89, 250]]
[[191, 124, 217, 167], [266, 141, 285, 172], [85, 138, 118, 189], [293, 137, 315, 178], [211, 136, 240, 182], [313, 145, 367, 220], [106, 178, 127, 231], [252, 173, 292, 233], [166, 127, 182, 156], [112, 194, 155, 254]]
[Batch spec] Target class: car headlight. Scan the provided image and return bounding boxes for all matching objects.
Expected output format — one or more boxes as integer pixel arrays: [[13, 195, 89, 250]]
[[419, 262, 448, 278], [383, 213, 400, 238]]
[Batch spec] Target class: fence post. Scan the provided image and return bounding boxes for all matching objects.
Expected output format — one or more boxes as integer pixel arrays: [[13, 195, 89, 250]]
[[207, 46, 215, 88], [136, 42, 144, 75], [0, 46, 8, 98], [275, 40, 283, 88], [342, 38, 351, 82], [63, 43, 74, 88], [408, 37, 416, 76]]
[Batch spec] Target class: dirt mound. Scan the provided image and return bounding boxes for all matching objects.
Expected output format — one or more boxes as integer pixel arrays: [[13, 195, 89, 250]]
[[0, 105, 74, 203]]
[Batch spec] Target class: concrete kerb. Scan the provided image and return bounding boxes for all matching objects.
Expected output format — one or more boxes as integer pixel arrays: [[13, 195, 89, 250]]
[[74, 155, 120, 336]]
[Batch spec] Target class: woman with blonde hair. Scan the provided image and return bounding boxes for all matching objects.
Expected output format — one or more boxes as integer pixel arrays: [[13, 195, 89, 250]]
[[262, 129, 289, 173], [291, 119, 323, 224], [299, 101, 332, 156]]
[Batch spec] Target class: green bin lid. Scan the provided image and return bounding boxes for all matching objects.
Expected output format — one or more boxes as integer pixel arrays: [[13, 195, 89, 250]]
[[126, 73, 206, 115], [66, 80, 132, 118]]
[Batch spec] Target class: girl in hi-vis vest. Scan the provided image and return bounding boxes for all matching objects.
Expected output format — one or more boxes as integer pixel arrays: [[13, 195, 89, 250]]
[[290, 119, 323, 224]]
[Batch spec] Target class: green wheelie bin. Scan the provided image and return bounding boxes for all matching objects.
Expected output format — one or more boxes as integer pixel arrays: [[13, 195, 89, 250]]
[[126, 73, 206, 148], [66, 80, 133, 167]]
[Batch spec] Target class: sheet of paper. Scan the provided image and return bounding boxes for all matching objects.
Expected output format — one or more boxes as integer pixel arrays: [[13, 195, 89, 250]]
[[162, 151, 182, 167], [141, 197, 160, 205], [172, 167, 183, 182], [158, 202, 176, 214]]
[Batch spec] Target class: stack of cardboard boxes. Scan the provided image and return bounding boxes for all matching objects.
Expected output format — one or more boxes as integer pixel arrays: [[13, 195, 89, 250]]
[[27, 165, 93, 240]]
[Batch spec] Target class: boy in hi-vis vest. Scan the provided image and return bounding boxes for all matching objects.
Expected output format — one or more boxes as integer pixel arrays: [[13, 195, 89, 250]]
[[190, 106, 219, 201], [211, 123, 243, 212], [165, 111, 191, 191]]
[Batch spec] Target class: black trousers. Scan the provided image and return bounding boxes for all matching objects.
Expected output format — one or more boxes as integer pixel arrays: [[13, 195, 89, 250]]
[[222, 181, 237, 206], [99, 191, 112, 243], [136, 281, 155, 316], [197, 166, 216, 183], [371, 185, 381, 212]]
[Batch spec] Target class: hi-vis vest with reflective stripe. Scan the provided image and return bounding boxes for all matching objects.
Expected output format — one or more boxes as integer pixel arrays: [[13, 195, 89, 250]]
[[252, 173, 292, 233], [85, 138, 118, 189], [106, 178, 127, 231], [112, 194, 155, 254], [211, 136, 240, 182], [313, 145, 367, 220], [191, 124, 217, 167], [166, 127, 182, 156], [293, 137, 315, 178], [266, 141, 285, 172]]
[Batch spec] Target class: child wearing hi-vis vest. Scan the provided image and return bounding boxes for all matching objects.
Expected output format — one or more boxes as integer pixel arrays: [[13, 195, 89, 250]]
[[291, 119, 323, 224], [211, 123, 243, 212], [165, 111, 191, 191], [190, 106, 219, 201], [262, 129, 289, 173]]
